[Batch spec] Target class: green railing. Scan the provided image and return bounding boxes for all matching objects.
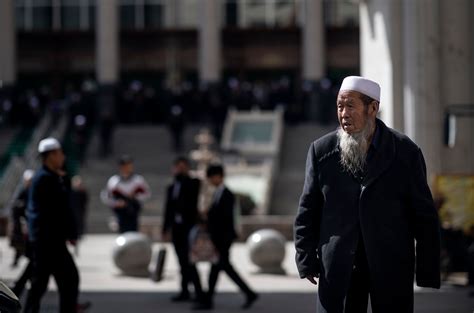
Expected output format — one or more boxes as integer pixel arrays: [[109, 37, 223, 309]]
[[0, 127, 34, 178]]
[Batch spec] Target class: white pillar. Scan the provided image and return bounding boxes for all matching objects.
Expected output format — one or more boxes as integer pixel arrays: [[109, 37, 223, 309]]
[[440, 0, 474, 173], [403, 0, 442, 176], [199, 0, 221, 85], [360, 0, 403, 131], [0, 0, 16, 87], [96, 0, 119, 85], [302, 0, 324, 81]]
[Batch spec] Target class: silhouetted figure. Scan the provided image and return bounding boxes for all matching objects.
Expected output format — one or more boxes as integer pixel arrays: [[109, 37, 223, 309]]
[[99, 110, 115, 158], [162, 157, 203, 302], [10, 170, 34, 298], [24, 138, 86, 313], [194, 165, 258, 310]]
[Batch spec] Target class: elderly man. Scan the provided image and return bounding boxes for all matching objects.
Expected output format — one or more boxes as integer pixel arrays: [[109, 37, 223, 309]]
[[294, 76, 441, 313], [24, 138, 85, 313]]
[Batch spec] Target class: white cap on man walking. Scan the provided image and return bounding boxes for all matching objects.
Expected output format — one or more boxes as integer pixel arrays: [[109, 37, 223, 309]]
[[38, 137, 61, 153]]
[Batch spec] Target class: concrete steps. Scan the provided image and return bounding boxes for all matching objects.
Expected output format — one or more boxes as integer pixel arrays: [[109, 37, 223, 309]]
[[80, 125, 204, 233], [79, 122, 337, 233], [270, 123, 337, 215]]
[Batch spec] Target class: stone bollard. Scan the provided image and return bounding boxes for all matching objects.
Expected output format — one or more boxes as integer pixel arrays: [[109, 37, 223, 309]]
[[112, 232, 152, 277], [247, 229, 286, 274]]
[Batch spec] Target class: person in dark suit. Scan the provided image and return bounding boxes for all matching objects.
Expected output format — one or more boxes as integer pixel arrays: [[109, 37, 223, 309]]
[[193, 164, 258, 310], [24, 138, 89, 313], [10, 170, 34, 298], [294, 76, 441, 313], [162, 157, 203, 302]]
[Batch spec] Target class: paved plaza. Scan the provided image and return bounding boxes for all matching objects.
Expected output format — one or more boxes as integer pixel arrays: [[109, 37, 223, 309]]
[[1, 235, 473, 313]]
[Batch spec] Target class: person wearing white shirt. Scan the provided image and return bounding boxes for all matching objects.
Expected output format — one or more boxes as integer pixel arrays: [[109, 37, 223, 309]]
[[101, 155, 151, 233]]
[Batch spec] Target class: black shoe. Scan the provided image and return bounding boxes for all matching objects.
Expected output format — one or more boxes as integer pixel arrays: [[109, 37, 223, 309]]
[[171, 293, 190, 302], [192, 302, 213, 310], [76, 301, 92, 313], [242, 292, 258, 309]]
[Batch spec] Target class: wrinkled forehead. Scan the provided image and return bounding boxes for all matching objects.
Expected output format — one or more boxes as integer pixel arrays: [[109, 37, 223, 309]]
[[337, 90, 364, 103]]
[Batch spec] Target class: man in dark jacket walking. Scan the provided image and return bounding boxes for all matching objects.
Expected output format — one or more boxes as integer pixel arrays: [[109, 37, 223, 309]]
[[24, 138, 84, 313], [193, 164, 258, 310], [294, 76, 441, 313], [162, 157, 203, 302]]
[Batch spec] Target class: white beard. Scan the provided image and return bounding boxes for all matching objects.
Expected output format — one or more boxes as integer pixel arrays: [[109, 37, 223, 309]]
[[337, 119, 373, 176]]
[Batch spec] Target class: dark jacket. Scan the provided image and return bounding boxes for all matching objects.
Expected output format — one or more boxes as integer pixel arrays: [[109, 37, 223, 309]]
[[10, 188, 29, 249], [163, 176, 200, 236], [207, 187, 237, 251], [294, 119, 440, 313], [27, 166, 77, 245]]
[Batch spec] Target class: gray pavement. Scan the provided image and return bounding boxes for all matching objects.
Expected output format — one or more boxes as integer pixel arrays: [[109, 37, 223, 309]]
[[1, 235, 473, 312]]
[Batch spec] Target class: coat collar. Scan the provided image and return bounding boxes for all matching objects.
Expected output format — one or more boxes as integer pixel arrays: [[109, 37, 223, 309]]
[[362, 118, 396, 188]]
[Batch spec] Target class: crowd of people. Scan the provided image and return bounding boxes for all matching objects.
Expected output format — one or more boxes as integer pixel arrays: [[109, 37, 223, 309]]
[[8, 135, 258, 312], [100, 156, 258, 310], [0, 76, 339, 156], [5, 75, 474, 313]]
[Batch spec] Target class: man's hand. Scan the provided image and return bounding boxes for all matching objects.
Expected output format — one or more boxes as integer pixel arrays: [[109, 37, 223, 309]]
[[114, 200, 127, 209], [305, 276, 318, 285]]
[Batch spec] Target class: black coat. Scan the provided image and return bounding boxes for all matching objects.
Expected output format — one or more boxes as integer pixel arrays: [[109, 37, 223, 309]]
[[207, 187, 237, 251], [163, 176, 200, 238], [294, 119, 441, 313], [10, 188, 28, 249], [27, 166, 77, 246]]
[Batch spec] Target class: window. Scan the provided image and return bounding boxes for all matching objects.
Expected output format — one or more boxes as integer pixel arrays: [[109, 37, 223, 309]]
[[120, 0, 136, 30], [32, 0, 53, 30], [144, 0, 165, 29], [323, 0, 359, 27], [223, 0, 300, 28], [61, 0, 81, 30], [16, 0, 95, 31]]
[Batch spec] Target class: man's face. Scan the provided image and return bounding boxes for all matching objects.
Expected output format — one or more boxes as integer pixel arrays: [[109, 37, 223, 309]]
[[208, 175, 223, 187], [337, 91, 378, 134], [119, 162, 134, 177], [48, 149, 65, 170], [173, 161, 189, 177]]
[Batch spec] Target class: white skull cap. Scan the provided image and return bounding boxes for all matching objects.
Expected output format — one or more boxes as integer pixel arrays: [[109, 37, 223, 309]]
[[23, 169, 34, 181], [339, 76, 380, 101], [38, 137, 61, 153]]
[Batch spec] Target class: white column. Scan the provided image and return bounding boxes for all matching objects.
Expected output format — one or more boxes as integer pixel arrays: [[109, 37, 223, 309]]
[[403, 0, 442, 176], [302, 0, 324, 82], [199, 0, 221, 85], [360, 0, 403, 131], [96, 0, 119, 85], [440, 0, 474, 173], [0, 0, 16, 87]]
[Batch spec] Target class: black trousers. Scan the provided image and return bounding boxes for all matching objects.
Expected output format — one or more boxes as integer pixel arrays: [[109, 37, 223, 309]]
[[172, 233, 203, 297], [208, 244, 253, 302], [23, 242, 79, 313], [344, 235, 371, 313], [115, 208, 138, 233], [12, 261, 33, 297]]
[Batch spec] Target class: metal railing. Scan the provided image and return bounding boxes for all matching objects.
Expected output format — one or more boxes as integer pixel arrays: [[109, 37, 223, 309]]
[[0, 112, 69, 217]]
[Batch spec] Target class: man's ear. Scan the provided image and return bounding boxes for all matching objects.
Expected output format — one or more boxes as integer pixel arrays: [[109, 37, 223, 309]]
[[370, 100, 379, 115]]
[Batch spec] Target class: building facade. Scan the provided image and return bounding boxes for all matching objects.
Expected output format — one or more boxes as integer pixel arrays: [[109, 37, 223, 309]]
[[0, 0, 359, 89], [0, 0, 472, 177]]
